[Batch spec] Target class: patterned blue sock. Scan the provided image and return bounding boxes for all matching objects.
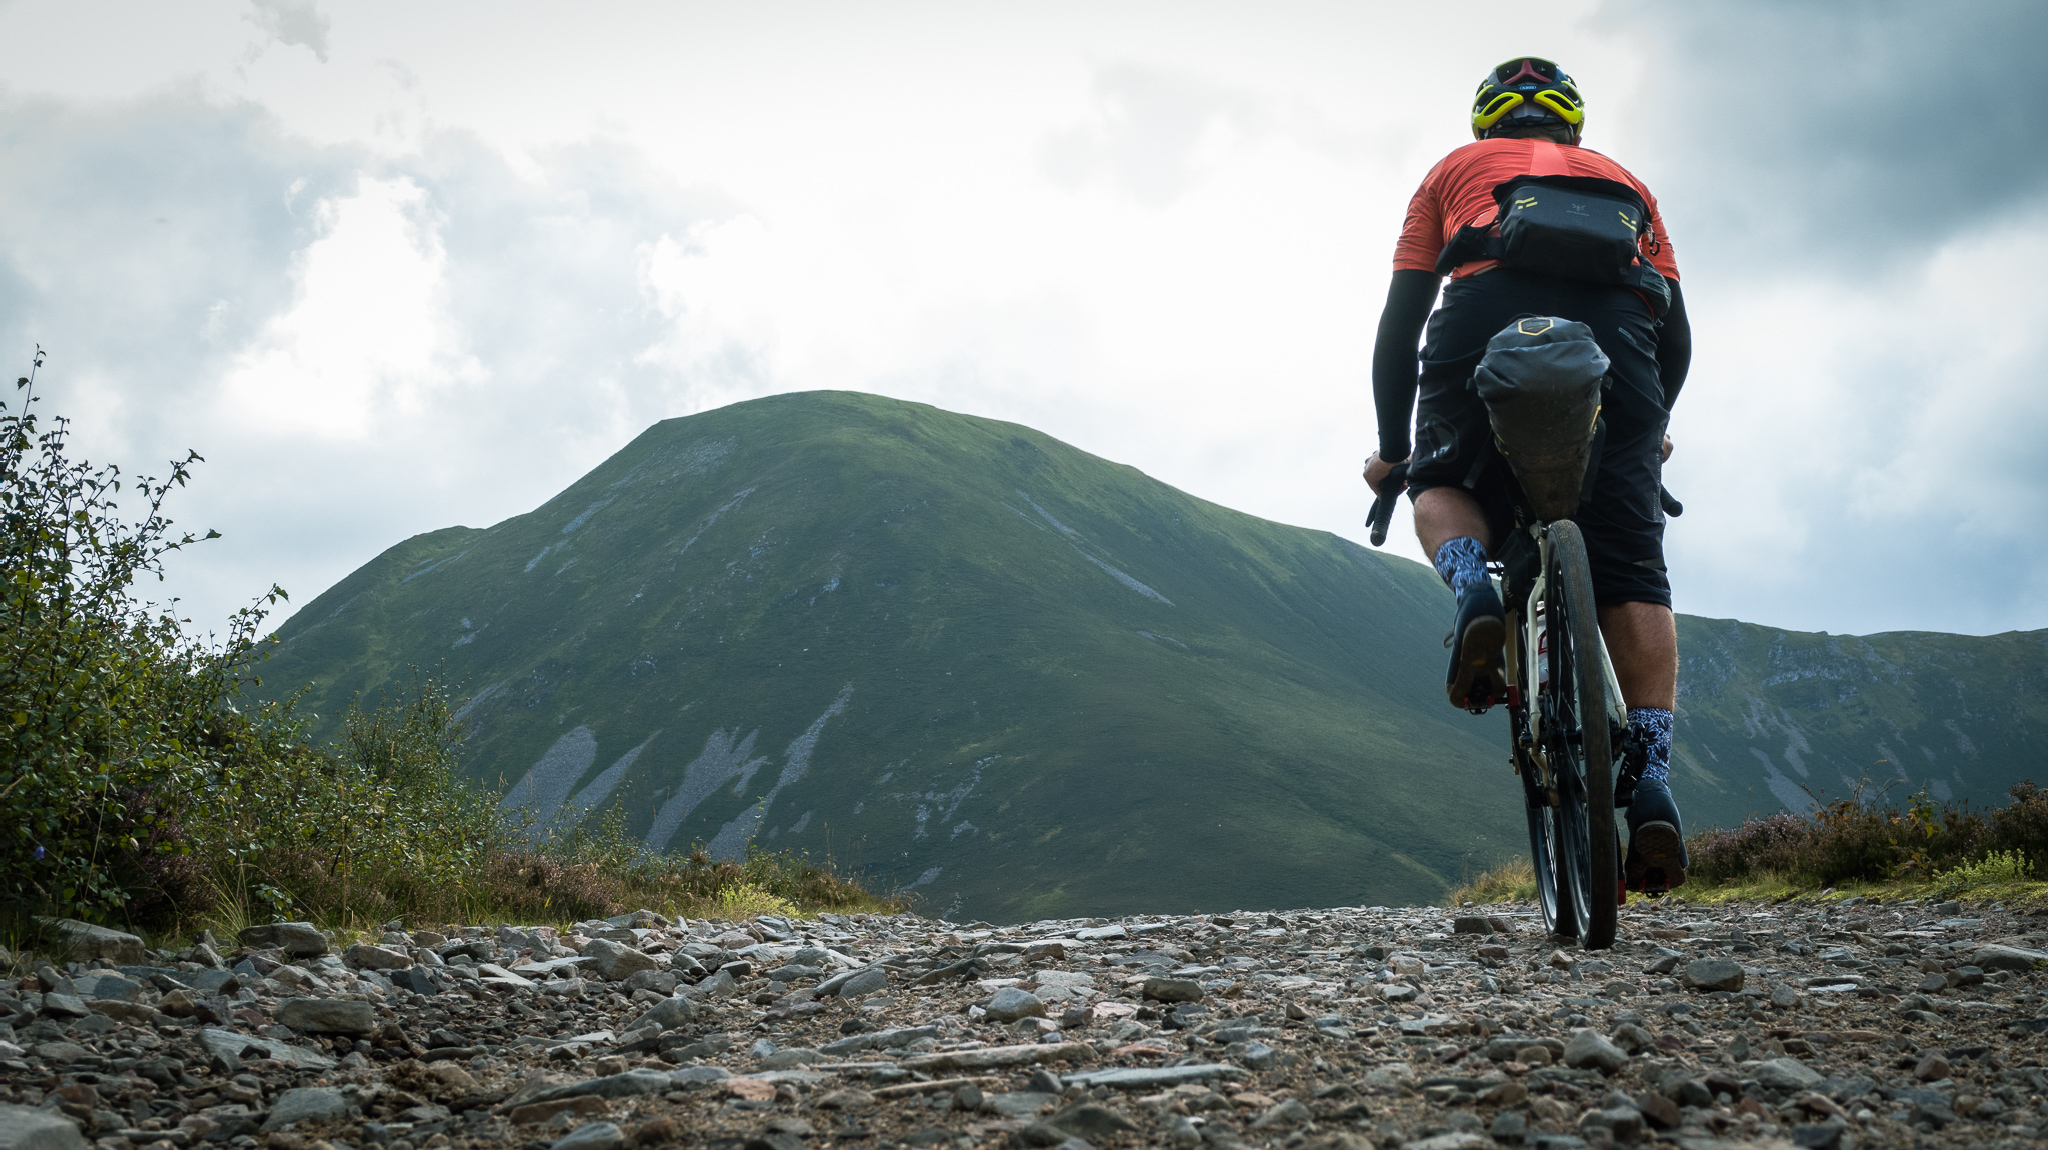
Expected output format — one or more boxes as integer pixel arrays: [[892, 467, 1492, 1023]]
[[1432, 536, 1491, 596], [1628, 706, 1674, 787]]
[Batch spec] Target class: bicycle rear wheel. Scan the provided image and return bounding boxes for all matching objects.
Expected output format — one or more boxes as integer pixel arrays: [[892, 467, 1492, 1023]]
[[1544, 520, 1617, 949]]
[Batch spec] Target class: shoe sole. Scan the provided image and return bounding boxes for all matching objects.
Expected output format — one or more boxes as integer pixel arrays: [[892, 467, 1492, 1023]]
[[1447, 613, 1507, 711], [1628, 820, 1687, 892]]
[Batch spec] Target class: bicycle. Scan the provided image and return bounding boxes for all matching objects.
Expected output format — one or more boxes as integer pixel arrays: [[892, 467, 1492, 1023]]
[[1365, 351, 1681, 950]]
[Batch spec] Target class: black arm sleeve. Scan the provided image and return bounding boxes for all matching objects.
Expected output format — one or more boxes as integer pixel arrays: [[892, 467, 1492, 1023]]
[[1656, 279, 1691, 411], [1371, 268, 1440, 461]]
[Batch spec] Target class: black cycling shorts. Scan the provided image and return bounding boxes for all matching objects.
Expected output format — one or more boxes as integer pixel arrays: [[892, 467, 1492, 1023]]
[[1406, 268, 1671, 608]]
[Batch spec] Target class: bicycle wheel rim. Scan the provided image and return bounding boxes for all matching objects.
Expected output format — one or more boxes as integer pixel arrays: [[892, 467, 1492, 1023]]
[[1524, 792, 1568, 937], [1549, 520, 1618, 949]]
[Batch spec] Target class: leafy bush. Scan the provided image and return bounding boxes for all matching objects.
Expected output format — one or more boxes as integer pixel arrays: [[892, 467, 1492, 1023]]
[[1930, 849, 2034, 898], [0, 352, 274, 919], [1688, 777, 2048, 890], [2, 357, 895, 939]]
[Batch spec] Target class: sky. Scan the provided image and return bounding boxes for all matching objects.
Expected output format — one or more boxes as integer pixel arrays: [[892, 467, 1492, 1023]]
[[1, 0, 2043, 640]]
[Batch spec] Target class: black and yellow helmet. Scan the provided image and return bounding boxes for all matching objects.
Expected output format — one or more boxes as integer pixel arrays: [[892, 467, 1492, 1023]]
[[1471, 57, 1585, 140]]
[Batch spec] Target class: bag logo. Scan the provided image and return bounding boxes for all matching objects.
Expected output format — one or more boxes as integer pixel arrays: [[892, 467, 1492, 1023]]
[[1568, 201, 1588, 215], [1517, 317, 1554, 336]]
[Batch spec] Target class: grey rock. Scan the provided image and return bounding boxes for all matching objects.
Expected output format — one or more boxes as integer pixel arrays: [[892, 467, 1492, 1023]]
[[983, 1092, 1059, 1118], [1226, 1039, 1276, 1070], [1609, 1023, 1653, 1054], [1755, 1057, 1824, 1091], [1140, 977, 1203, 1003], [32, 1042, 89, 1064], [69, 972, 143, 1002], [835, 966, 890, 998], [819, 1024, 940, 1055], [1249, 1099, 1312, 1129], [518, 1069, 674, 1106], [1679, 958, 1744, 992], [1402, 1134, 1490, 1150], [1053, 1102, 1142, 1136], [1971, 944, 2048, 972], [669, 1066, 732, 1084], [1580, 1105, 1643, 1142], [1790, 1118, 1847, 1149], [760, 1048, 822, 1069], [621, 969, 677, 995], [37, 994, 88, 1020], [262, 1086, 352, 1131], [37, 918, 145, 965], [549, 1122, 625, 1150], [1062, 1065, 1244, 1090], [237, 922, 329, 957], [1770, 983, 1802, 1009], [342, 943, 412, 971], [0, 1102, 91, 1150], [198, 1027, 338, 1070], [1451, 915, 1493, 935], [624, 995, 698, 1033], [1562, 1028, 1628, 1073], [583, 938, 659, 982], [986, 987, 1048, 1022], [276, 998, 378, 1035]]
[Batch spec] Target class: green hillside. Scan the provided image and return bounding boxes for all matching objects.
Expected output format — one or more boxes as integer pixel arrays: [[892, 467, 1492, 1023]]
[[260, 391, 2047, 919]]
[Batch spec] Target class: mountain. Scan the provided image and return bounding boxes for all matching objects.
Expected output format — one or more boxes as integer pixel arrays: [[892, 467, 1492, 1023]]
[[259, 392, 2047, 919]]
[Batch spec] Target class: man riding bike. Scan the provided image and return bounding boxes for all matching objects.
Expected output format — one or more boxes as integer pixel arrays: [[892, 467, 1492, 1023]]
[[1362, 57, 1692, 892]]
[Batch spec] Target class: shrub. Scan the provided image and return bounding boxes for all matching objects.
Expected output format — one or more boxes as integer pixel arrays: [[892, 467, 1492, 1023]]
[[1687, 778, 2048, 891], [2, 356, 896, 940]]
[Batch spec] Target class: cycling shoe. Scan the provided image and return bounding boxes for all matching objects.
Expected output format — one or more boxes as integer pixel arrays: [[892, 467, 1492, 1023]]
[[1444, 580, 1507, 714], [1625, 780, 1689, 893]]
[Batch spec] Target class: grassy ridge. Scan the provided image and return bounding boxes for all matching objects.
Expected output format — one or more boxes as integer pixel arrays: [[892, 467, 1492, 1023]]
[[262, 391, 1523, 919], [258, 391, 2048, 922]]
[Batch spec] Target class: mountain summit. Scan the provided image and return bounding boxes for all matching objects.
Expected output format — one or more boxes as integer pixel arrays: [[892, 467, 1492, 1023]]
[[264, 392, 2045, 919]]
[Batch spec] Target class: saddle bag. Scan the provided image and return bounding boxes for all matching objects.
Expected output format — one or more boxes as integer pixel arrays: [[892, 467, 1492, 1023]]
[[1471, 315, 1608, 522], [1435, 174, 1670, 317]]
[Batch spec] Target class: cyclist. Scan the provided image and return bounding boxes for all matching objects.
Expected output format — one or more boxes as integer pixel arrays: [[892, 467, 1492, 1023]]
[[1361, 57, 1692, 892]]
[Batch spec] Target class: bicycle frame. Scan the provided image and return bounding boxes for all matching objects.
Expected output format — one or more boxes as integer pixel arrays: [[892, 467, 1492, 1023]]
[[1503, 523, 1627, 799]]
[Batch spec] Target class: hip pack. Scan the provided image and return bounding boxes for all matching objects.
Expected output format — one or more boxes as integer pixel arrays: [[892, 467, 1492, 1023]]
[[1434, 174, 1670, 317]]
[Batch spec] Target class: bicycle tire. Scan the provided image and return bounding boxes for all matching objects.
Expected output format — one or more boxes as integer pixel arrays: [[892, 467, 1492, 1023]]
[[1523, 778, 1571, 938], [1548, 520, 1618, 949]]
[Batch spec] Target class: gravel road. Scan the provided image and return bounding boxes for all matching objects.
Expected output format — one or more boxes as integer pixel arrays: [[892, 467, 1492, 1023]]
[[3, 895, 2046, 1150]]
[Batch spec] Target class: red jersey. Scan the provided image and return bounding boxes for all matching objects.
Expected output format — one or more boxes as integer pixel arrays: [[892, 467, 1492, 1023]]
[[1394, 137, 1679, 282]]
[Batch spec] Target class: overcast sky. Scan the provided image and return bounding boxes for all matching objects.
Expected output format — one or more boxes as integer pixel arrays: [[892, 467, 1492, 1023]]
[[1, 0, 2042, 640]]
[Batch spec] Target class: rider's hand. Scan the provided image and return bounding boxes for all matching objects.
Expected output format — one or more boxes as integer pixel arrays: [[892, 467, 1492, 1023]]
[[1364, 451, 1408, 497], [1661, 434, 1674, 463]]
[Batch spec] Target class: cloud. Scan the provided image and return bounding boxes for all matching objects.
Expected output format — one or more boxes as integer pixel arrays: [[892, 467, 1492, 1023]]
[[246, 0, 331, 64], [1040, 62, 1270, 206], [0, 2, 2042, 644], [220, 175, 482, 438], [1621, 0, 2048, 276], [0, 88, 728, 630]]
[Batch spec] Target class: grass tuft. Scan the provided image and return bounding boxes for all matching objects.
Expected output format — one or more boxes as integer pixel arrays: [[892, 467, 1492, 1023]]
[[1442, 855, 1538, 907]]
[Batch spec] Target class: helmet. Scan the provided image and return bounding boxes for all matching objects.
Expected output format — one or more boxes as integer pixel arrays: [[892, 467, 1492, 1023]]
[[1471, 57, 1585, 140]]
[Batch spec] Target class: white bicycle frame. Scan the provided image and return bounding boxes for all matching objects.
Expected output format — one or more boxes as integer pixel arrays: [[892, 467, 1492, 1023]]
[[1506, 525, 1628, 801]]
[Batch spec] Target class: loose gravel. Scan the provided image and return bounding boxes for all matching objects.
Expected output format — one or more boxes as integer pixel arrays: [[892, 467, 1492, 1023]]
[[3, 895, 2046, 1150]]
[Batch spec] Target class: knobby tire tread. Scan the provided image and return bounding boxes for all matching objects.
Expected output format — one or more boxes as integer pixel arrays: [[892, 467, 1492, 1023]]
[[1552, 520, 1617, 949]]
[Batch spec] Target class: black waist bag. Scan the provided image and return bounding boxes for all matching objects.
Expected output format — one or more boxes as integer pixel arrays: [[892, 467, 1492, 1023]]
[[1435, 174, 1670, 317]]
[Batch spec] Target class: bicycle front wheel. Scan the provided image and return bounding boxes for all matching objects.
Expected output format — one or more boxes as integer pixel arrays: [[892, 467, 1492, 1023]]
[[1545, 520, 1617, 950]]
